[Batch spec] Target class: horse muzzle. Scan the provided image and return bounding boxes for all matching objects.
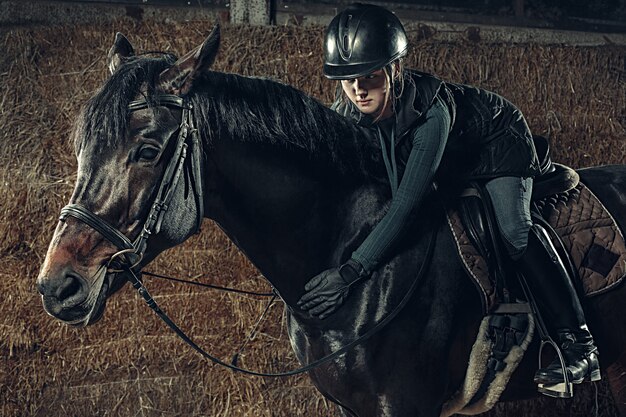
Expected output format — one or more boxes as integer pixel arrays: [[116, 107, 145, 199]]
[[37, 265, 109, 326]]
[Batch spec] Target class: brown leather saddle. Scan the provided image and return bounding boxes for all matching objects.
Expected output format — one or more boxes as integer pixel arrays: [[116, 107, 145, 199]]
[[443, 135, 626, 402], [447, 135, 626, 312]]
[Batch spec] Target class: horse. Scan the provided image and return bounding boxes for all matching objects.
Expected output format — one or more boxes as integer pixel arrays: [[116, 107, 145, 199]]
[[36, 26, 626, 417]]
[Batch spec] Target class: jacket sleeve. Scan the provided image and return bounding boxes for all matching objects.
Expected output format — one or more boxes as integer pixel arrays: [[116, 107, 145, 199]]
[[351, 96, 451, 273]]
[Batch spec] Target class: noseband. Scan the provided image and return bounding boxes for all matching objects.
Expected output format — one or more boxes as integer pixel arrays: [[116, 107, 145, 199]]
[[59, 94, 204, 271]]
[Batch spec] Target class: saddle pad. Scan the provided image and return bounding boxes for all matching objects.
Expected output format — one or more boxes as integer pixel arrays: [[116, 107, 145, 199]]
[[447, 182, 626, 312], [535, 182, 626, 295]]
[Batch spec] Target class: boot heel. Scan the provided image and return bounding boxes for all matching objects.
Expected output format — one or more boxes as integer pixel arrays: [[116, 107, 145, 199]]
[[584, 352, 601, 382]]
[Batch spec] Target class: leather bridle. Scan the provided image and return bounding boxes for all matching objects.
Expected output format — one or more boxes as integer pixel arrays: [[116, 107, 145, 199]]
[[60, 94, 204, 272], [58, 92, 439, 377]]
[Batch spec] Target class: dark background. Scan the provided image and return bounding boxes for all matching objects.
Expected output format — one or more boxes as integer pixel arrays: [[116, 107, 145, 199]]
[[45, 0, 626, 24]]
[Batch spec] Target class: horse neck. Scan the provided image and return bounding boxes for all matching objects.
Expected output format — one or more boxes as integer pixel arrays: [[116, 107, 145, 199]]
[[193, 74, 379, 305], [204, 139, 351, 305]]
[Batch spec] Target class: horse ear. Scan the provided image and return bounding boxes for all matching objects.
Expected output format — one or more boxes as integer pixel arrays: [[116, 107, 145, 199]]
[[158, 23, 220, 95], [107, 32, 134, 75]]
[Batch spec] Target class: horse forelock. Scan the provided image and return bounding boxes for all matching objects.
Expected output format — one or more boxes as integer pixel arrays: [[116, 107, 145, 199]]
[[73, 53, 177, 155], [189, 72, 383, 181]]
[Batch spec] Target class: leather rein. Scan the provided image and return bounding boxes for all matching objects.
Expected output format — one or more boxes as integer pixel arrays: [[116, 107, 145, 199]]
[[58, 93, 438, 377]]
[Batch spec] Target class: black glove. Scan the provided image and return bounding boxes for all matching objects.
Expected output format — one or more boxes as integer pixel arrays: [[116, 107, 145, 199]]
[[297, 259, 368, 319]]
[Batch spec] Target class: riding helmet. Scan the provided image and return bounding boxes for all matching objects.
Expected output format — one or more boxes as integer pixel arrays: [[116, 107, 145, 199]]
[[323, 3, 408, 80]]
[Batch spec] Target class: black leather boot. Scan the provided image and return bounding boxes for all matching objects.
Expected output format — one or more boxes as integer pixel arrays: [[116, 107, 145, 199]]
[[516, 224, 601, 385]]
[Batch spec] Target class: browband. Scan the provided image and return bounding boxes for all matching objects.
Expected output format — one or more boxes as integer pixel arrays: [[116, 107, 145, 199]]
[[128, 94, 186, 112]]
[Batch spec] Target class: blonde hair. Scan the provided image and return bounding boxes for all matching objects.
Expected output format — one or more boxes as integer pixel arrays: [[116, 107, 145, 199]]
[[371, 65, 393, 124]]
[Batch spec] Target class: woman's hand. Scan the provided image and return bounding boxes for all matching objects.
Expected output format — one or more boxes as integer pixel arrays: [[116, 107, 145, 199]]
[[297, 259, 367, 319]]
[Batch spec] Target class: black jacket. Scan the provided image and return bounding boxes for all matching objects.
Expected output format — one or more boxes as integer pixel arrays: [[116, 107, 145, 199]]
[[332, 70, 542, 184]]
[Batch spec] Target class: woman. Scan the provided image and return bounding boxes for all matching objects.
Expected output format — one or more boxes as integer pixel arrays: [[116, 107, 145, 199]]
[[297, 3, 600, 389]]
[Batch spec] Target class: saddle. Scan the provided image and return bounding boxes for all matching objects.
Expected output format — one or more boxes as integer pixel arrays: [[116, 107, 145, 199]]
[[440, 136, 626, 415], [447, 135, 626, 311]]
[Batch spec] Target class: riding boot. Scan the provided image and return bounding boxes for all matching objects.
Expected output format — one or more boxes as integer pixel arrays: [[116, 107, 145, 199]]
[[516, 223, 601, 385]]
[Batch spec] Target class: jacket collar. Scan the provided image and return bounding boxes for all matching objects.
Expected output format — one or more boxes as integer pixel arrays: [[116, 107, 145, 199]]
[[338, 71, 427, 145]]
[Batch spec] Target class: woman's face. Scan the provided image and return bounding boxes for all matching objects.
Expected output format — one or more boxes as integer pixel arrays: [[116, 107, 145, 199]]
[[341, 69, 392, 120]]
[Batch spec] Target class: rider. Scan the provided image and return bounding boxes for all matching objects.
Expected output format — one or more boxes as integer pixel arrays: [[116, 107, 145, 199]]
[[297, 3, 600, 388]]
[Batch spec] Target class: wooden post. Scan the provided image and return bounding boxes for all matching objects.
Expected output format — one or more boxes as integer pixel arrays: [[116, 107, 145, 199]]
[[230, 0, 275, 25]]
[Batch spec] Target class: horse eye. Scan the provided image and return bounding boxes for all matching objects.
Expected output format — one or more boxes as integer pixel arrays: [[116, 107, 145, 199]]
[[137, 146, 159, 161]]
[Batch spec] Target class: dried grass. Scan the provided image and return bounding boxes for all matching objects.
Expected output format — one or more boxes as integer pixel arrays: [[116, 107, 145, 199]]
[[0, 19, 624, 417]]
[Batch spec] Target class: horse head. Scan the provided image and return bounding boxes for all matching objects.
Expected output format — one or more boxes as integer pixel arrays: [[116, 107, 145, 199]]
[[36, 25, 222, 326]]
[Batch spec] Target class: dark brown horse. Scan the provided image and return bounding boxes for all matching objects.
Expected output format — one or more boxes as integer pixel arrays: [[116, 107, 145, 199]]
[[36, 27, 626, 416]]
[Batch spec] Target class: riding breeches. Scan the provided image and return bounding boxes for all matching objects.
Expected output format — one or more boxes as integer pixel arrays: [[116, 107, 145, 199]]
[[484, 176, 534, 260]]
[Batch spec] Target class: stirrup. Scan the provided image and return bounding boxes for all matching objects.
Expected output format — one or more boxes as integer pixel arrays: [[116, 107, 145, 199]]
[[517, 273, 574, 398], [536, 337, 573, 398]]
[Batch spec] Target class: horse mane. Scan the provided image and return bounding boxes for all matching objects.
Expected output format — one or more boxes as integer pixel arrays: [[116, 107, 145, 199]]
[[190, 71, 384, 180], [74, 53, 384, 182]]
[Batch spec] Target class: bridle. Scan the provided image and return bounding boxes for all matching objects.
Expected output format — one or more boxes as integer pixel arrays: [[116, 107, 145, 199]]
[[58, 92, 439, 377], [60, 94, 204, 272]]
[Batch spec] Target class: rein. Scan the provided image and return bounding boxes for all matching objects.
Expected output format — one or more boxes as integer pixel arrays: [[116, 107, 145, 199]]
[[58, 92, 439, 377], [142, 271, 275, 297], [125, 224, 437, 377]]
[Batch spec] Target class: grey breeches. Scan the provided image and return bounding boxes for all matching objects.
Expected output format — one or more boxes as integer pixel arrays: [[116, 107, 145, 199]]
[[484, 176, 534, 260]]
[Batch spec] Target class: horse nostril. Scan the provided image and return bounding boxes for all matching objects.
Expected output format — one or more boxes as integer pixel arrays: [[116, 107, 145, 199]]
[[38, 271, 86, 304], [56, 274, 83, 302]]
